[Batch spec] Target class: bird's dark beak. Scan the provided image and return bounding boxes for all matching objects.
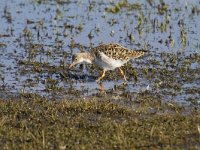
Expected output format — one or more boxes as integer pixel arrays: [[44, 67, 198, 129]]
[[69, 63, 75, 69], [69, 63, 74, 69]]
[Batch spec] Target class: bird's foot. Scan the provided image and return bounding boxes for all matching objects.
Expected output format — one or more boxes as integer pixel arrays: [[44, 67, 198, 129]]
[[123, 80, 128, 85], [96, 79, 101, 83]]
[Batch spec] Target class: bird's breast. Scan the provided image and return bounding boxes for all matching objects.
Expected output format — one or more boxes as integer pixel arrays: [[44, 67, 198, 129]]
[[94, 52, 128, 70]]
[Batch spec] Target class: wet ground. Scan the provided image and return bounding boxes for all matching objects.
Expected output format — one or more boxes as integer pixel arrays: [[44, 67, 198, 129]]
[[0, 0, 200, 149], [0, 0, 200, 105]]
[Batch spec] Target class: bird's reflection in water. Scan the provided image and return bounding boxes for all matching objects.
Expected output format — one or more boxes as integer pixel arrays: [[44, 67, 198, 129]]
[[96, 80, 128, 92]]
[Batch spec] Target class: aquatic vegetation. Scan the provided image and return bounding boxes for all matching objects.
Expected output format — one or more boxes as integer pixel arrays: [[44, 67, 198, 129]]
[[0, 96, 199, 149], [105, 0, 141, 14]]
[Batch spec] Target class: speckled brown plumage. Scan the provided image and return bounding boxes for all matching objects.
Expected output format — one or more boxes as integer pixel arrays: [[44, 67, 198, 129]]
[[90, 43, 146, 61]]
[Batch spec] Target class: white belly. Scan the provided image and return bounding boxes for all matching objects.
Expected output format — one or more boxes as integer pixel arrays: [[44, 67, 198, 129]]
[[94, 52, 128, 70]]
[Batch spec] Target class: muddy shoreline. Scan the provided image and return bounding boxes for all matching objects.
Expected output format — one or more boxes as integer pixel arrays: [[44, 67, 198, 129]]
[[0, 95, 199, 149]]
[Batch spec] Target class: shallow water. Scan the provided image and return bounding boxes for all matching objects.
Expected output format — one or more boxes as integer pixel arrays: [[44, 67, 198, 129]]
[[0, 0, 199, 104]]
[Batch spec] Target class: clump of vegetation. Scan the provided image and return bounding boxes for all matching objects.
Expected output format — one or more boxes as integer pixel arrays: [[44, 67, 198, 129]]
[[105, 0, 141, 14], [0, 95, 199, 149], [105, 0, 128, 13]]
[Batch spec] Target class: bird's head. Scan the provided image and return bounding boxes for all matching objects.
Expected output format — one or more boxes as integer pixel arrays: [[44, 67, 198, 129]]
[[69, 52, 92, 69]]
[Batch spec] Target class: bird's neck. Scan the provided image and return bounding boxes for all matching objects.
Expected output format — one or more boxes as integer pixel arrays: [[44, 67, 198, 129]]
[[81, 52, 94, 64]]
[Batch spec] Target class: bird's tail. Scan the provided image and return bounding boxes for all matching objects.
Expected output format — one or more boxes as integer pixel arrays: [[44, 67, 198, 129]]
[[127, 50, 147, 58]]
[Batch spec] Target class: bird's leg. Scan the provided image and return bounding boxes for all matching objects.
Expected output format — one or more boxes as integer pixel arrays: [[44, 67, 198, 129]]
[[96, 70, 106, 82], [97, 82, 105, 91], [118, 67, 127, 82]]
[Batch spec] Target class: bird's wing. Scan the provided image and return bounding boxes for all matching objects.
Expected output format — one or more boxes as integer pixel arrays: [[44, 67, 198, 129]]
[[90, 43, 130, 61], [126, 50, 147, 58]]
